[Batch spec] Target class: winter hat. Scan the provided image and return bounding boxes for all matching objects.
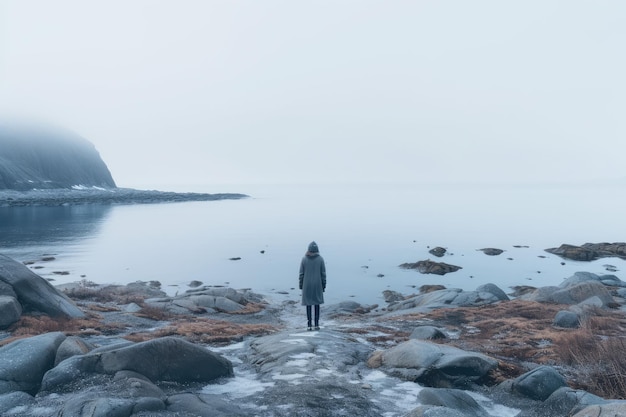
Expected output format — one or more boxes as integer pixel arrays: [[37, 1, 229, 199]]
[[308, 241, 319, 253]]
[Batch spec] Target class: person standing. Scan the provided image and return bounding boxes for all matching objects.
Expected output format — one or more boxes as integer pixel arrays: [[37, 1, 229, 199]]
[[299, 241, 326, 330]]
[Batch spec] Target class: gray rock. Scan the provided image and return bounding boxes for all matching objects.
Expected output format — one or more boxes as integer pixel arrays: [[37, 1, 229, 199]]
[[110, 371, 166, 400], [55, 336, 96, 366], [410, 326, 447, 340], [0, 254, 85, 318], [537, 387, 607, 416], [189, 294, 244, 312], [0, 280, 17, 298], [572, 402, 626, 417], [324, 301, 377, 317], [0, 331, 66, 395], [546, 243, 626, 262], [553, 310, 580, 328], [123, 302, 142, 313], [404, 406, 473, 417], [381, 339, 498, 388], [418, 388, 488, 416], [429, 247, 447, 257], [57, 396, 139, 417], [0, 391, 35, 414], [519, 286, 560, 302], [478, 248, 504, 256], [551, 281, 615, 306], [475, 283, 509, 301], [511, 366, 567, 401], [167, 393, 246, 416], [0, 295, 22, 328], [388, 284, 508, 313], [42, 336, 233, 393], [383, 290, 405, 303], [400, 260, 462, 275]]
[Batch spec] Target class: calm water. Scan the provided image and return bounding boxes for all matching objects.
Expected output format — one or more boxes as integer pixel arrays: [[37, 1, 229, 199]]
[[1, 183, 624, 305]]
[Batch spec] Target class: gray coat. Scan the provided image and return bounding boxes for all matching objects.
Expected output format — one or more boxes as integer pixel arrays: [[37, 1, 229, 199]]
[[299, 253, 326, 306]]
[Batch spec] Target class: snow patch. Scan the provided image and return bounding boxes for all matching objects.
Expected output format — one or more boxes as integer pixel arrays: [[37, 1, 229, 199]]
[[272, 373, 307, 383], [202, 369, 274, 398]]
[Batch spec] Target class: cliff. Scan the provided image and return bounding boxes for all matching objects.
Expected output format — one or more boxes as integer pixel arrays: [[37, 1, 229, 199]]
[[0, 123, 116, 190]]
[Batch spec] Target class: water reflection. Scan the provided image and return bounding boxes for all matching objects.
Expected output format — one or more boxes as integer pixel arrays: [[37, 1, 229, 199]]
[[0, 205, 112, 247]]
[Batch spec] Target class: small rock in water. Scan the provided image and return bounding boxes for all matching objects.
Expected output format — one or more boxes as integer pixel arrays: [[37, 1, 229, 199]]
[[507, 257, 514, 260], [478, 248, 504, 256], [513, 245, 530, 248], [53, 271, 70, 275], [560, 262, 566, 266], [42, 256, 56, 262], [428, 247, 447, 257], [260, 250, 265, 254], [538, 255, 547, 258], [188, 280, 203, 288], [229, 257, 242, 261], [377, 273, 385, 278]]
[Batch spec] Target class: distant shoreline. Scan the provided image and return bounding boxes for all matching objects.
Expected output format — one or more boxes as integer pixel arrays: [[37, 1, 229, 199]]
[[0, 187, 249, 207]]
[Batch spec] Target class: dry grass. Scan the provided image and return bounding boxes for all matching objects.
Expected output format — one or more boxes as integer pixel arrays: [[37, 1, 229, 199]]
[[377, 299, 626, 398], [1, 314, 127, 347], [124, 317, 276, 345], [552, 312, 626, 399]]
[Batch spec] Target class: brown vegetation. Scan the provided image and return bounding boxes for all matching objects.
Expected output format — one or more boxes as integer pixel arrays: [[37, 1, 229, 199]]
[[125, 317, 276, 345], [2, 314, 127, 347], [370, 299, 626, 399]]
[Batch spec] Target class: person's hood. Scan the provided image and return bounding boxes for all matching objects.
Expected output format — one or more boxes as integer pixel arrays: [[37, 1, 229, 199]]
[[308, 241, 319, 253]]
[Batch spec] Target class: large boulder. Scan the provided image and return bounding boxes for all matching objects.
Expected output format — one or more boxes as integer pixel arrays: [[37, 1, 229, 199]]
[[0, 332, 67, 395], [417, 387, 489, 416], [0, 391, 35, 414], [0, 254, 85, 318], [0, 123, 116, 190], [167, 393, 246, 416], [520, 275, 616, 308], [378, 339, 498, 388], [0, 295, 22, 328], [42, 337, 233, 393], [553, 310, 580, 328], [536, 387, 607, 417], [55, 336, 96, 366], [387, 284, 508, 313], [550, 281, 615, 307], [572, 402, 626, 417], [559, 271, 626, 288], [511, 366, 567, 401], [57, 396, 164, 417]]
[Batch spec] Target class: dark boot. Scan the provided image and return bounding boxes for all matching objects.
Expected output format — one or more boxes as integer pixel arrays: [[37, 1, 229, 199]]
[[306, 306, 313, 331], [314, 305, 320, 330]]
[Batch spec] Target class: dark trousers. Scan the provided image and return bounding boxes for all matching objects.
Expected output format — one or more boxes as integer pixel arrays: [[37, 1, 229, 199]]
[[306, 305, 320, 327]]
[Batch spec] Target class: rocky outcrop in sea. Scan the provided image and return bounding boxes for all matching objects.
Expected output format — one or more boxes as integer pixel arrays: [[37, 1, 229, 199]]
[[0, 187, 248, 207]]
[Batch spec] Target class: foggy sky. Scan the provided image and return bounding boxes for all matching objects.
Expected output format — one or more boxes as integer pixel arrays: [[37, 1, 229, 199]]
[[1, 1, 625, 189]]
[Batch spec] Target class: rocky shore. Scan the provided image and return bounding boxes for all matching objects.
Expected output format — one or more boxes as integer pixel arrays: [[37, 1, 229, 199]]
[[2, 254, 626, 416], [0, 188, 248, 207]]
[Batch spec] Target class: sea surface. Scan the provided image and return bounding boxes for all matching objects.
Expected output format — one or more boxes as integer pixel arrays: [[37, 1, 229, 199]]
[[1, 182, 624, 305]]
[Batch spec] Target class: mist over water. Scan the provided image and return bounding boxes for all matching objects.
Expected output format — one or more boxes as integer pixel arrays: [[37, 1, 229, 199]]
[[1, 183, 624, 305]]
